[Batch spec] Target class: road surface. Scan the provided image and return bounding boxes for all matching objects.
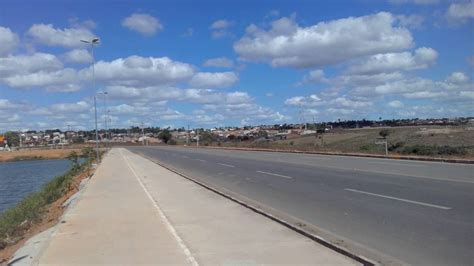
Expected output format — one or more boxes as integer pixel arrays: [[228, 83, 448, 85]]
[[128, 146, 474, 265]]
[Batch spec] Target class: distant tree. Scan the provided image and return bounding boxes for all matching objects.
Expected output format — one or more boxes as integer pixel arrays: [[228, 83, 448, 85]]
[[158, 129, 172, 143], [4, 131, 19, 146], [379, 129, 390, 139]]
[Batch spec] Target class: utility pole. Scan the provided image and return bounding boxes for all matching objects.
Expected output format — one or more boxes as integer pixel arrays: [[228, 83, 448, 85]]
[[141, 122, 145, 146], [94, 95, 99, 161], [18, 130, 22, 149], [81, 37, 100, 163], [187, 124, 190, 145], [103, 92, 108, 148], [196, 128, 199, 147]]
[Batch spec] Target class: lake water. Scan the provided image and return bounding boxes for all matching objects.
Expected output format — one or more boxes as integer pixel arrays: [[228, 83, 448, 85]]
[[0, 159, 73, 214]]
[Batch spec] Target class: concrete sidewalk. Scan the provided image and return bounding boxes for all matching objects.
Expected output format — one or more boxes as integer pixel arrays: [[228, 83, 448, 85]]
[[35, 148, 358, 265]]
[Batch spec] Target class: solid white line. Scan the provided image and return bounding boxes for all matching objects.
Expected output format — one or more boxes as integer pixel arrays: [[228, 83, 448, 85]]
[[120, 149, 199, 266], [218, 163, 235, 168], [256, 170, 292, 179], [195, 159, 206, 162], [344, 188, 451, 210]]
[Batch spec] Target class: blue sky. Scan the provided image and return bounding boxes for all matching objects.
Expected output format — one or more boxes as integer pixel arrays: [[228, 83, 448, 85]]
[[0, 0, 473, 131]]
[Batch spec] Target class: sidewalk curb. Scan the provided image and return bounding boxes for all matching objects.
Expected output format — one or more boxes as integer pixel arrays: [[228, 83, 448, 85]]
[[132, 150, 377, 266], [183, 145, 474, 164]]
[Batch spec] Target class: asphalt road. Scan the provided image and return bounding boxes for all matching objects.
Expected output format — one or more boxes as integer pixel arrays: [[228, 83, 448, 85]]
[[127, 146, 474, 265]]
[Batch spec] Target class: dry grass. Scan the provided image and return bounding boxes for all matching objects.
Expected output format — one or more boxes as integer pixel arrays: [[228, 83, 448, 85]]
[[214, 126, 474, 158], [0, 148, 82, 162]]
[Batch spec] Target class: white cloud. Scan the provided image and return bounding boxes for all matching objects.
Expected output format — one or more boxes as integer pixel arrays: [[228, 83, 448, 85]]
[[50, 101, 90, 113], [0, 26, 19, 56], [189, 72, 238, 89], [446, 1, 474, 21], [347, 47, 438, 74], [80, 56, 195, 86], [388, 100, 404, 108], [122, 13, 163, 36], [63, 49, 93, 64], [234, 12, 413, 68], [389, 0, 439, 4], [0, 53, 63, 76], [27, 23, 95, 48], [447, 72, 469, 84], [0, 99, 25, 110], [0, 53, 80, 92], [331, 97, 373, 108], [203, 57, 234, 68], [403, 91, 448, 99], [301, 69, 327, 84], [3, 69, 79, 91], [396, 14, 425, 29], [460, 91, 474, 99], [210, 19, 234, 39], [210, 19, 233, 29], [285, 94, 324, 107]]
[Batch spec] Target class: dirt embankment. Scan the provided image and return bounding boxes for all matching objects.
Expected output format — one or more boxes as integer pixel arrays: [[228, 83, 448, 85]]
[[0, 149, 82, 162]]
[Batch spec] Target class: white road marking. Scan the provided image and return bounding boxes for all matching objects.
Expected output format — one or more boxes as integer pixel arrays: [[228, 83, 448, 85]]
[[256, 170, 292, 179], [120, 149, 199, 266], [195, 159, 206, 162], [344, 188, 451, 210], [218, 163, 235, 168]]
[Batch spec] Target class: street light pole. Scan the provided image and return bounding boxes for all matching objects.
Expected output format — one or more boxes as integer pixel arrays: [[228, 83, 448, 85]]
[[103, 91, 108, 148], [81, 38, 100, 163], [94, 95, 99, 161]]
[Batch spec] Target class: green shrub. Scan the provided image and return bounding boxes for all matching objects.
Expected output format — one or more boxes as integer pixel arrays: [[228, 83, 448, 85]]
[[388, 141, 405, 152], [360, 145, 370, 151], [402, 145, 467, 156]]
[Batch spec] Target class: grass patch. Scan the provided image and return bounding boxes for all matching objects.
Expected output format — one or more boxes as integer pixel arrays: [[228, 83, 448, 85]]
[[10, 156, 45, 161], [401, 145, 468, 156], [0, 147, 97, 249]]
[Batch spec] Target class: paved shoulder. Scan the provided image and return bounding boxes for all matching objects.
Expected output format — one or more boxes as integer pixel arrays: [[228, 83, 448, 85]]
[[123, 148, 358, 265], [37, 149, 192, 265]]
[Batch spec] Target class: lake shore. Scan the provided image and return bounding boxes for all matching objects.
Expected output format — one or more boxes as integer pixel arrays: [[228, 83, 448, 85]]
[[0, 149, 82, 162]]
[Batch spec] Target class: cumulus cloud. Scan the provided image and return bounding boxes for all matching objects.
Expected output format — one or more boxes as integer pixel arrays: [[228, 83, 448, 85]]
[[347, 47, 438, 74], [0, 26, 19, 56], [203, 57, 234, 68], [300, 69, 328, 84], [0, 53, 80, 92], [403, 91, 448, 99], [389, 0, 439, 4], [388, 100, 404, 108], [234, 12, 413, 68], [3, 69, 79, 91], [122, 13, 163, 36], [189, 72, 238, 89], [80, 56, 195, 86], [396, 14, 425, 29], [0, 53, 63, 76], [446, 1, 474, 21], [63, 49, 93, 64], [27, 23, 96, 48], [210, 19, 234, 39], [210, 19, 233, 29], [447, 72, 470, 84], [50, 101, 90, 113]]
